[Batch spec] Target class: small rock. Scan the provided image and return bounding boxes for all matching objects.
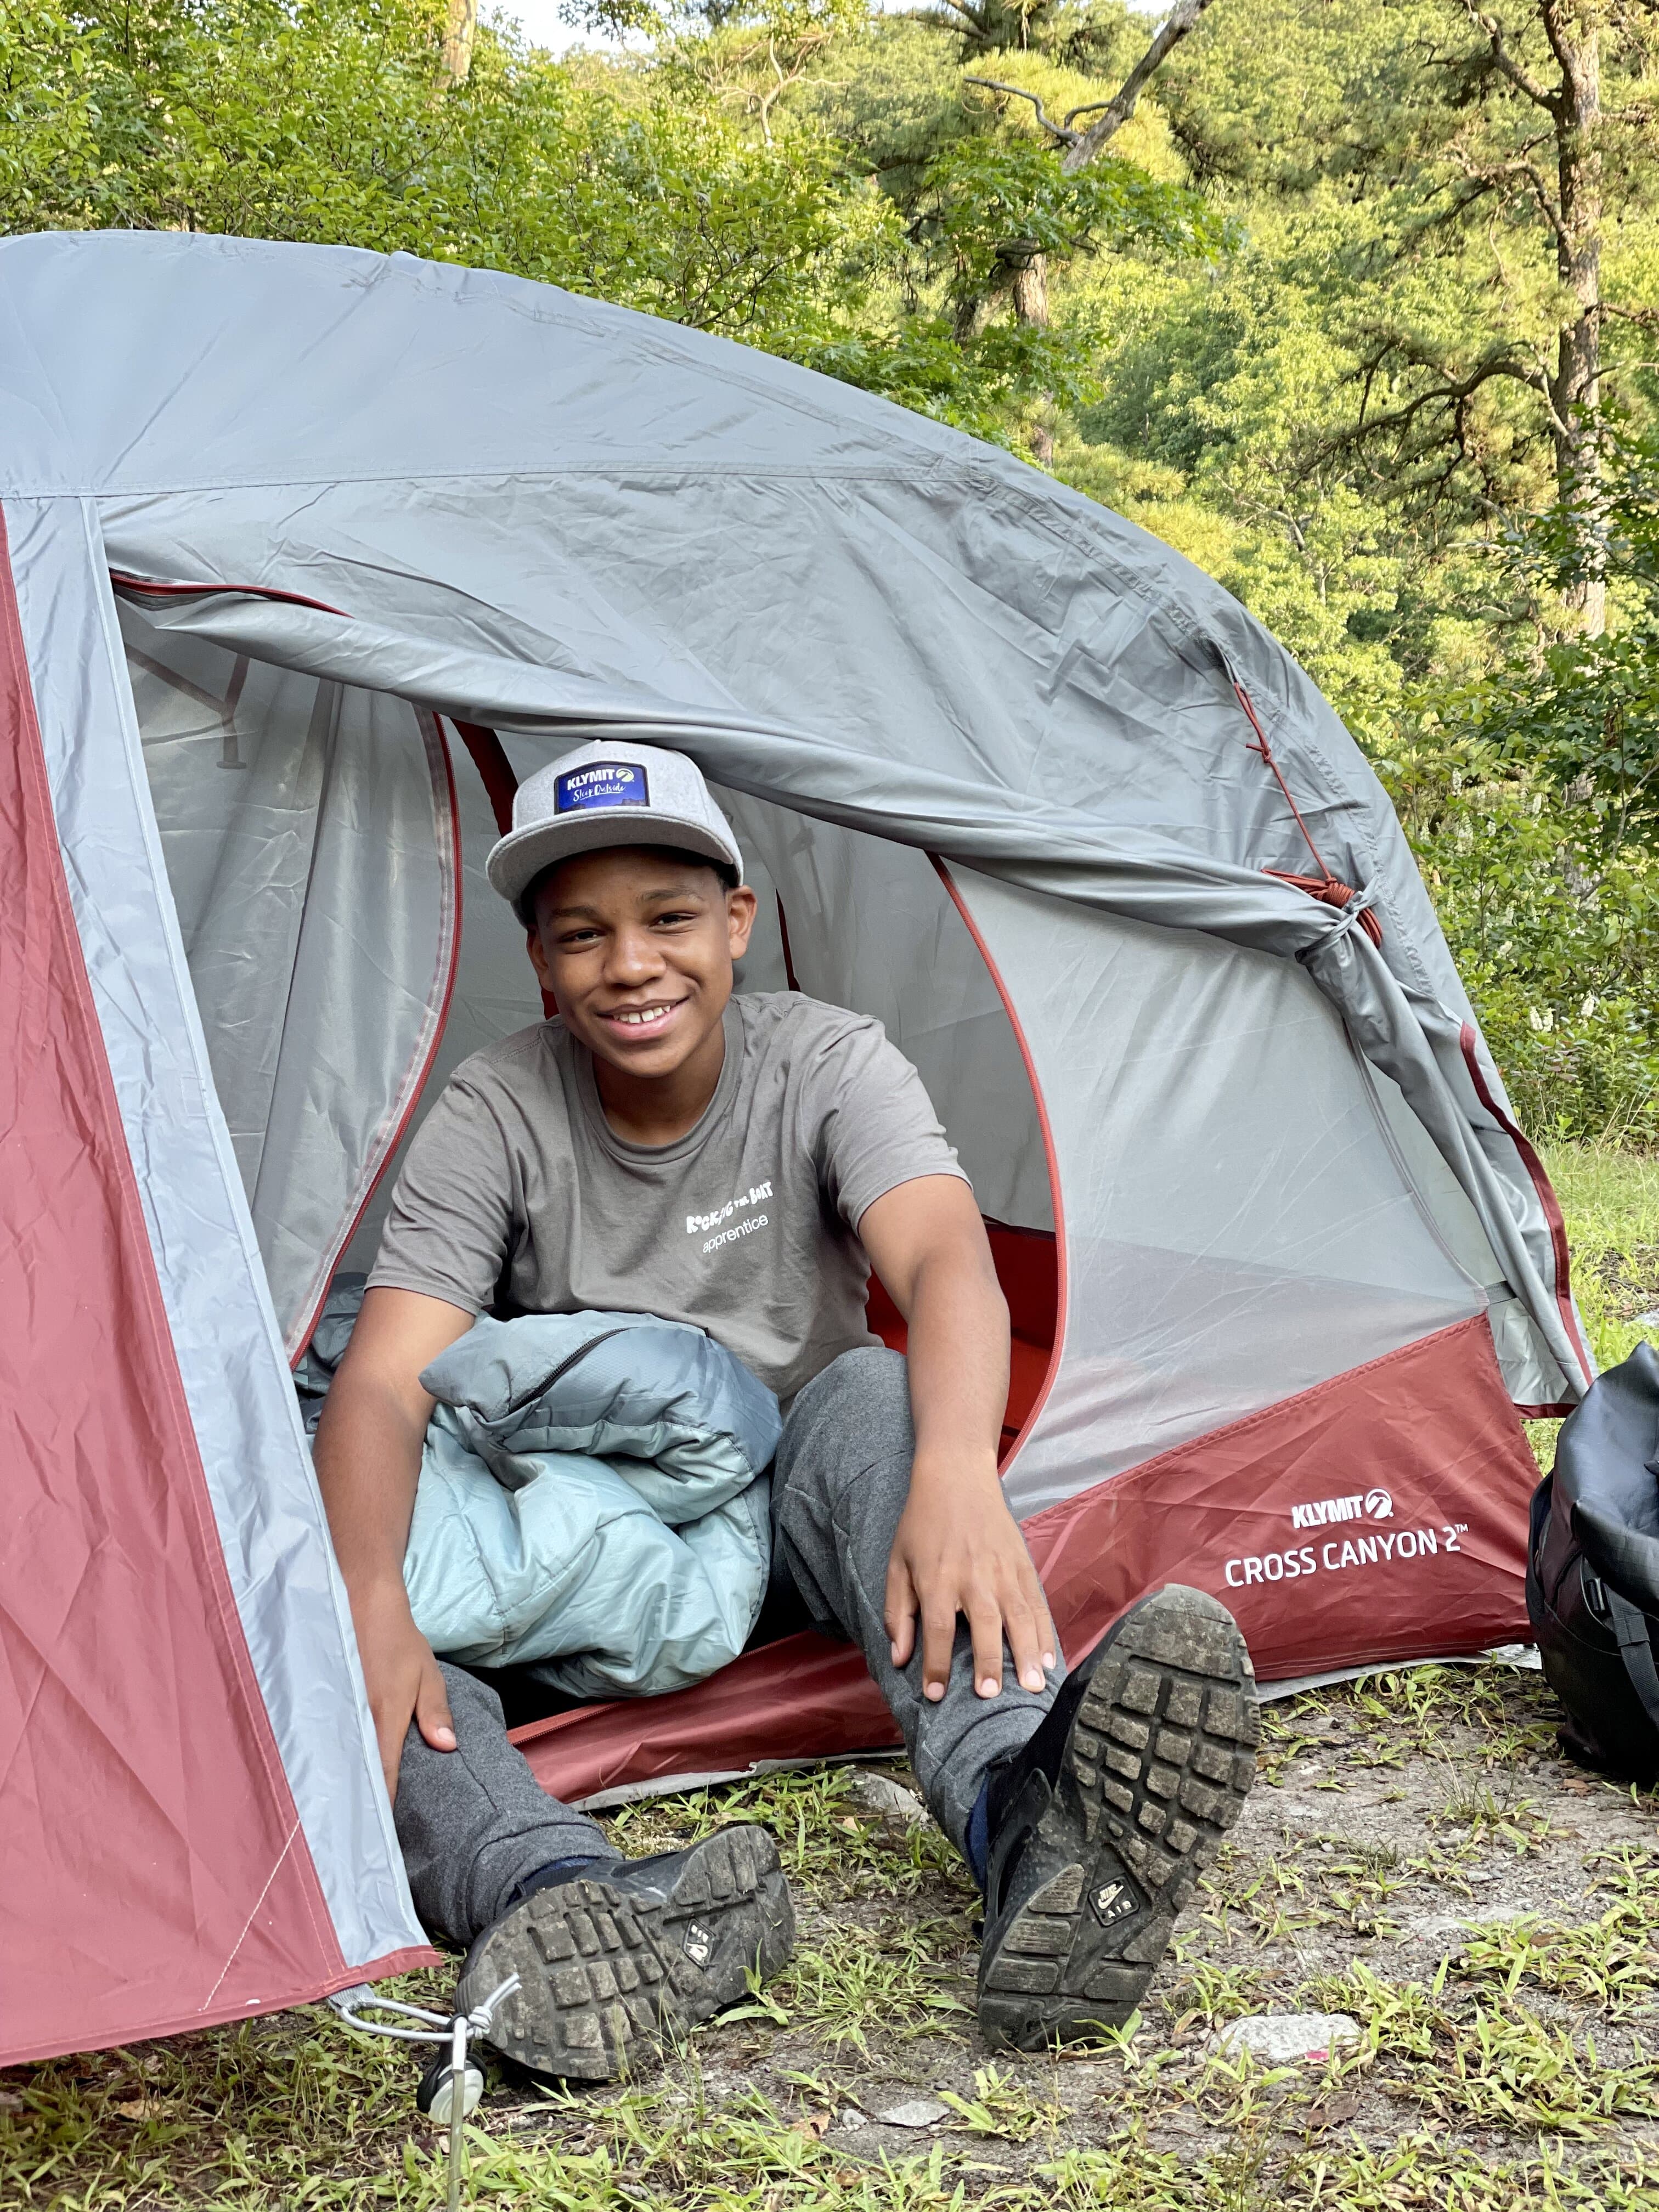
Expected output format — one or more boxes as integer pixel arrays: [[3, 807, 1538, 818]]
[[1414, 1904, 1530, 1940], [873, 2097, 950, 2129], [1207, 2013, 1361, 2067], [839, 2109, 869, 2132], [0, 2090, 24, 2115], [1306, 2090, 1361, 2131], [1635, 1308, 1659, 1328], [847, 1771, 928, 1824]]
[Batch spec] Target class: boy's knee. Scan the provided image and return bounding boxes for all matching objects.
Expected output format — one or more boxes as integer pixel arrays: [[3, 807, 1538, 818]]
[[432, 1660, 507, 1739], [806, 1343, 909, 1412]]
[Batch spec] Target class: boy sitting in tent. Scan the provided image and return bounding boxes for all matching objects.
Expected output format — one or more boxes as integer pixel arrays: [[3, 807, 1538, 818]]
[[314, 740, 1259, 2078]]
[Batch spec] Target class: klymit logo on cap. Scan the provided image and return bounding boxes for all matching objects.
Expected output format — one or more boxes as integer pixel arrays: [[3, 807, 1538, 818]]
[[553, 761, 650, 814]]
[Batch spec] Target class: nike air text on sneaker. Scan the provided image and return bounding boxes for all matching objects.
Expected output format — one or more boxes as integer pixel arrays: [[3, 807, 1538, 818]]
[[457, 1824, 793, 2081], [978, 1583, 1259, 2050]]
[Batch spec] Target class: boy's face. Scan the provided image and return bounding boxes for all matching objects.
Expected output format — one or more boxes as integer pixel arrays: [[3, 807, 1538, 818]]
[[527, 845, 757, 1082]]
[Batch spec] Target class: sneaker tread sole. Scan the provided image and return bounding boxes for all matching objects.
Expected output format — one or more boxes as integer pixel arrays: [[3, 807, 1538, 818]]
[[979, 1587, 1258, 2050], [459, 1824, 792, 2080]]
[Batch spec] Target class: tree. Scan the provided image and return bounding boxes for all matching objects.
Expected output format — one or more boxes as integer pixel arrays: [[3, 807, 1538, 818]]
[[944, 0, 1224, 456], [1333, 1, 1659, 631], [1477, 421, 1659, 842], [1153, 0, 1659, 635]]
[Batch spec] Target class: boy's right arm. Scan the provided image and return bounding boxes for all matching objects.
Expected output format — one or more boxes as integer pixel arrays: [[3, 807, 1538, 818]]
[[313, 1286, 477, 1801]]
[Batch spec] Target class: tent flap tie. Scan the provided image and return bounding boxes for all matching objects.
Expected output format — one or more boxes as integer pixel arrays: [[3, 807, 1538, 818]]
[[1261, 864, 1385, 948], [1232, 680, 1385, 949]]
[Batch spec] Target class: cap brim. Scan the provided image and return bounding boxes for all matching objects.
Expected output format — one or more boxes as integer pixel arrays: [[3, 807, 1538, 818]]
[[487, 814, 741, 912]]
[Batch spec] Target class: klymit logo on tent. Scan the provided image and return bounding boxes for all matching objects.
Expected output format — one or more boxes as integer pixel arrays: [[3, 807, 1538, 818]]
[[1289, 1488, 1394, 1531]]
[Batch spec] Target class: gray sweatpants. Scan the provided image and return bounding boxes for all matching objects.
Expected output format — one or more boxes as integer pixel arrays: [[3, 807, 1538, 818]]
[[394, 1346, 1056, 1946]]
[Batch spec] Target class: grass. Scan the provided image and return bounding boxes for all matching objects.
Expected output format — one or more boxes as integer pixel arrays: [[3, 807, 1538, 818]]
[[5, 1148, 1658, 2208], [606, 1766, 968, 1906], [1538, 1139, 1659, 1374]]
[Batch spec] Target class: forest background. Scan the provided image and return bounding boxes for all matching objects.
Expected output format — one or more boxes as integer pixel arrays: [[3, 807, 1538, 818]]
[[7, 0, 1658, 1144]]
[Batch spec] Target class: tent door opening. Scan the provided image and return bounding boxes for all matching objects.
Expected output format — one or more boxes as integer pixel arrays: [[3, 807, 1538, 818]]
[[119, 612, 1064, 1460]]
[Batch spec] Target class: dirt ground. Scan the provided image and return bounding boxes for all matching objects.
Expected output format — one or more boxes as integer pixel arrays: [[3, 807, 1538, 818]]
[[589, 1660, 1659, 2209], [8, 1658, 1657, 2209]]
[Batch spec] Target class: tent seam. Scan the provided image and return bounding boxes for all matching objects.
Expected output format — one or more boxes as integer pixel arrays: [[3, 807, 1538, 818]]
[[281, 707, 464, 1362], [198, 1821, 302, 2012]]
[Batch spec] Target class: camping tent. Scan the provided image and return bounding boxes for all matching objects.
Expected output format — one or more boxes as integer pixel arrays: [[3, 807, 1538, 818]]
[[1, 230, 1588, 2067]]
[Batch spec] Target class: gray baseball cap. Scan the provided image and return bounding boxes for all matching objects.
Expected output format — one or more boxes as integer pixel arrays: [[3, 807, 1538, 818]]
[[486, 738, 745, 919]]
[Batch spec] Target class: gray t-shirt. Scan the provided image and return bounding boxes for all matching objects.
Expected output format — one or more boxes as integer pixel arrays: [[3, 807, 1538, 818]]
[[368, 991, 967, 1403]]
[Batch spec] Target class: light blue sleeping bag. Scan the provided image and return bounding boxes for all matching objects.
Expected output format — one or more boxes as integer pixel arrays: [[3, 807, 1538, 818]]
[[402, 1311, 781, 1702]]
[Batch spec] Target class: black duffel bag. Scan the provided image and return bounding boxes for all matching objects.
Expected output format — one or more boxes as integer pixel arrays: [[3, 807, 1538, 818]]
[[1527, 1340, 1659, 1786]]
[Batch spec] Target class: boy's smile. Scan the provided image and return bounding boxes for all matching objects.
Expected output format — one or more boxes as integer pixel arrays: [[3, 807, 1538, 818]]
[[596, 1000, 683, 1039]]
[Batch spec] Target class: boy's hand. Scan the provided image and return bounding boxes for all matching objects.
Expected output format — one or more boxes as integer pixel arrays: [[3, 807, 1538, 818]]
[[884, 1452, 1057, 1702], [351, 1578, 456, 1801]]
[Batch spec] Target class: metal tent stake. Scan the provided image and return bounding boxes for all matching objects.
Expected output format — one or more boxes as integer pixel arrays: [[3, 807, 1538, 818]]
[[328, 1974, 521, 2209]]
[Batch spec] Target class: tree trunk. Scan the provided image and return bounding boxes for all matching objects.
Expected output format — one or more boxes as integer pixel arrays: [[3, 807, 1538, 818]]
[[439, 0, 477, 89], [953, 290, 988, 345], [1008, 250, 1048, 326], [1002, 244, 1053, 463], [1546, 3, 1604, 632]]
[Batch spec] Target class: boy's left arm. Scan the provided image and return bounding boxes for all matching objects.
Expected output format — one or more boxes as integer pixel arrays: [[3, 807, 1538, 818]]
[[858, 1175, 1057, 1706]]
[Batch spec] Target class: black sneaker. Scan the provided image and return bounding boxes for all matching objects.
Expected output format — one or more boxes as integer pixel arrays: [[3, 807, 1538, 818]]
[[456, 1824, 794, 2080], [978, 1584, 1258, 2050]]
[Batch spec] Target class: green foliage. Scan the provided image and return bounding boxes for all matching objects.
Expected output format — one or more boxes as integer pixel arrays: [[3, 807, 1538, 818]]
[[1473, 426, 1659, 849], [1371, 718, 1659, 1146], [1537, 1141, 1659, 1372], [792, 312, 1099, 436], [1479, 615, 1659, 850], [0, 0, 887, 343], [0, 0, 1218, 448], [907, 134, 1226, 304], [1362, 426, 1659, 1146]]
